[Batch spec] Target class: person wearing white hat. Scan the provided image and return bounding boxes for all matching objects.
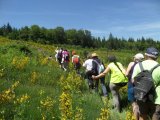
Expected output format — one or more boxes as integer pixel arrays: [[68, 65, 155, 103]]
[[132, 47, 160, 120], [125, 53, 144, 120]]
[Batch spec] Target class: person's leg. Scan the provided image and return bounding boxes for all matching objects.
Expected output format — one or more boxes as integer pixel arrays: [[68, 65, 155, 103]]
[[132, 102, 140, 120], [100, 77, 107, 96], [62, 62, 66, 71], [58, 58, 62, 68], [109, 83, 121, 112], [75, 63, 80, 74], [95, 79, 99, 93], [139, 115, 147, 120], [137, 101, 148, 120], [86, 71, 94, 91], [152, 104, 160, 120]]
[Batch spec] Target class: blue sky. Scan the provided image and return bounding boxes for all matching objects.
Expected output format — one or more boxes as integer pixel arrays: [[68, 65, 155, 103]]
[[0, 0, 160, 40]]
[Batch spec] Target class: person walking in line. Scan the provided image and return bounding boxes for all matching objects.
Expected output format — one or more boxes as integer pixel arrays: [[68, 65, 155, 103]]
[[126, 53, 144, 120], [92, 55, 127, 112], [132, 47, 160, 120], [71, 51, 81, 74], [57, 48, 63, 68], [82, 54, 94, 92], [91, 53, 108, 98], [55, 47, 59, 61], [61, 49, 70, 71]]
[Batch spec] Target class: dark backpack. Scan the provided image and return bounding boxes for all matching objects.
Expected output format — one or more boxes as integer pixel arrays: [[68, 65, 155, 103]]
[[92, 60, 105, 74], [57, 51, 62, 59], [134, 62, 160, 102], [63, 51, 69, 61]]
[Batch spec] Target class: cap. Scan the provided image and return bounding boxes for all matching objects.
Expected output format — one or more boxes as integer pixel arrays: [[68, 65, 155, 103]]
[[145, 47, 159, 59], [134, 53, 144, 60], [91, 53, 98, 57]]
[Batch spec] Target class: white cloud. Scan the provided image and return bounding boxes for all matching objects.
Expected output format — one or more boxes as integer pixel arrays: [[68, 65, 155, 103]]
[[90, 21, 160, 39], [106, 21, 160, 33]]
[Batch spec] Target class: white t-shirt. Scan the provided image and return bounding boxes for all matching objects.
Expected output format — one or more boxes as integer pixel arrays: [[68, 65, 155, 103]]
[[83, 59, 93, 71]]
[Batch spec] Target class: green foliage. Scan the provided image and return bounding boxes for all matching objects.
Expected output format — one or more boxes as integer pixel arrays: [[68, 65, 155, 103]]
[[0, 36, 158, 120]]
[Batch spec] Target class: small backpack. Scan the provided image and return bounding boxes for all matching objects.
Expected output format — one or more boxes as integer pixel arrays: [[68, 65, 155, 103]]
[[73, 56, 80, 64], [134, 62, 160, 102], [57, 50, 62, 59], [93, 60, 105, 74], [63, 51, 70, 61]]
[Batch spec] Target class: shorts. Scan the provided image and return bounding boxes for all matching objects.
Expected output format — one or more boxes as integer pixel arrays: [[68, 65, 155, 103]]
[[128, 82, 135, 102], [152, 104, 160, 120], [137, 100, 155, 116]]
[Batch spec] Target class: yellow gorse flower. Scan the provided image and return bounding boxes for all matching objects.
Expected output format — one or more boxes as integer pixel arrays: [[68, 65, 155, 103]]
[[97, 108, 110, 120], [40, 96, 55, 110], [74, 107, 84, 120], [0, 81, 19, 104], [31, 71, 38, 83], [41, 57, 48, 65], [12, 56, 29, 70], [59, 72, 82, 93], [59, 92, 72, 120], [125, 107, 136, 120], [16, 94, 30, 104], [39, 96, 55, 120]]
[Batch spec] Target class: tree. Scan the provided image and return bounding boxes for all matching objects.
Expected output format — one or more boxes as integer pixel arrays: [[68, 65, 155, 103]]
[[8, 28, 19, 40], [0, 23, 12, 36], [65, 29, 77, 45], [83, 30, 92, 48], [54, 27, 66, 44], [30, 25, 41, 41], [19, 26, 30, 40], [45, 29, 56, 44]]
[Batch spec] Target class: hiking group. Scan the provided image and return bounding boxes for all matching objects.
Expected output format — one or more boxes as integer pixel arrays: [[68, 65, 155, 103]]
[[55, 47, 81, 73], [55, 47, 160, 120]]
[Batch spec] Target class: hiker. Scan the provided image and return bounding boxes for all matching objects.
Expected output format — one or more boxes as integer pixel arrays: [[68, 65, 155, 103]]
[[71, 51, 81, 74], [55, 47, 59, 61], [82, 54, 94, 92], [92, 55, 128, 112], [132, 47, 160, 120], [61, 49, 70, 71], [91, 53, 108, 97], [125, 53, 144, 120], [57, 48, 63, 68]]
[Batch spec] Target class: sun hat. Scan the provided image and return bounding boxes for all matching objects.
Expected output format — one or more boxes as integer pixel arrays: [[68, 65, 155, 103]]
[[134, 53, 144, 60], [145, 47, 159, 59], [91, 53, 98, 57]]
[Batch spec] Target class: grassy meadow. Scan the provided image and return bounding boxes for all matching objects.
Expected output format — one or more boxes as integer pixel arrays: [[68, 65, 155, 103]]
[[0, 36, 154, 120]]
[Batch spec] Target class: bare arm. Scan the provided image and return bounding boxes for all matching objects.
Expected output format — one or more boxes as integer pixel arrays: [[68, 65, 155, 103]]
[[92, 66, 110, 80], [125, 62, 134, 76]]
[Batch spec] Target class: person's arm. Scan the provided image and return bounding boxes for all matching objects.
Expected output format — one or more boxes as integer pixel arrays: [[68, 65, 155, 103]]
[[125, 62, 134, 76], [71, 56, 74, 63], [82, 61, 86, 67], [92, 66, 110, 80], [131, 64, 139, 83]]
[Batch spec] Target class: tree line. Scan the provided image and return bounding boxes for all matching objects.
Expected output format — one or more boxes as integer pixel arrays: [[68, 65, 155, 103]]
[[0, 23, 160, 51]]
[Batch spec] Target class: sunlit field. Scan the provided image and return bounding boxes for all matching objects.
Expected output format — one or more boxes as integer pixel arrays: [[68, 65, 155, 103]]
[[1, 36, 158, 120]]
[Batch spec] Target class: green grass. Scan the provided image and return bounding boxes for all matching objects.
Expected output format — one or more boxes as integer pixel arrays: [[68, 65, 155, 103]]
[[0, 36, 148, 120]]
